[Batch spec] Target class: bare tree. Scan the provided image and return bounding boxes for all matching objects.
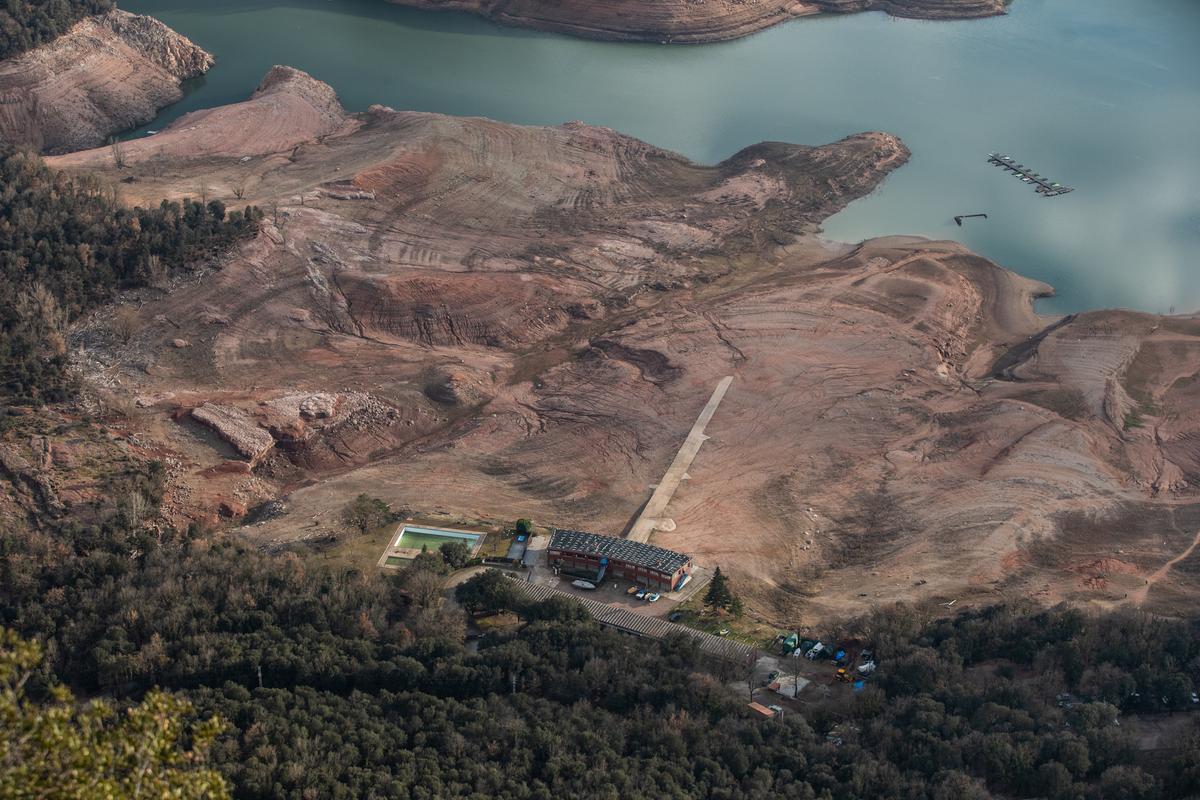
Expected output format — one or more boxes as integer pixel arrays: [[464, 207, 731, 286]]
[[111, 306, 140, 343], [109, 136, 126, 168], [144, 254, 166, 290], [231, 174, 248, 200], [406, 569, 446, 610], [17, 283, 68, 358], [123, 490, 149, 529], [408, 608, 465, 643], [98, 388, 137, 419]]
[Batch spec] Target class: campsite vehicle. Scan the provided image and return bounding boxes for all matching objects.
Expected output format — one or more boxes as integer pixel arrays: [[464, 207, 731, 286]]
[[635, 588, 647, 599], [646, 592, 661, 603], [571, 579, 597, 590]]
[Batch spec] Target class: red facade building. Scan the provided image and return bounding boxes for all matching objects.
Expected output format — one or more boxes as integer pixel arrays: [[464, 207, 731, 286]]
[[548, 528, 693, 591]]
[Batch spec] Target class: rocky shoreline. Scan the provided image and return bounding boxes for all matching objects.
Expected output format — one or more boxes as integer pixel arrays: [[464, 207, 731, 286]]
[[0, 9, 212, 154], [384, 0, 1008, 44]]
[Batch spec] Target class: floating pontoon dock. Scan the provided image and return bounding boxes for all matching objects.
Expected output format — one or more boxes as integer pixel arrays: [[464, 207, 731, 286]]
[[988, 154, 1073, 197]]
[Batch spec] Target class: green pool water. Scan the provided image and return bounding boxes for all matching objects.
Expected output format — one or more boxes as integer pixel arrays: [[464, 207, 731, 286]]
[[395, 526, 481, 552]]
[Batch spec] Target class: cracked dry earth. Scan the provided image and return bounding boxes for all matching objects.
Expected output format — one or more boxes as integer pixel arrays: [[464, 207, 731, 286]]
[[54, 67, 1200, 625]]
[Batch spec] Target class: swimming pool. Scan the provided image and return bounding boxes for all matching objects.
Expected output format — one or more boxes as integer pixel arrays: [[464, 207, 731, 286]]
[[396, 525, 482, 552]]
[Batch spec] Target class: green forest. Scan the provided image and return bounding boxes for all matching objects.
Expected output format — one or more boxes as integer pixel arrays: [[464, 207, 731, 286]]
[[8, 476, 1200, 800], [0, 0, 114, 59], [0, 146, 262, 401]]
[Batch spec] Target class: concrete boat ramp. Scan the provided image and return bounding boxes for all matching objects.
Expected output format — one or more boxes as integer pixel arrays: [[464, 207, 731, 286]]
[[626, 376, 734, 543]]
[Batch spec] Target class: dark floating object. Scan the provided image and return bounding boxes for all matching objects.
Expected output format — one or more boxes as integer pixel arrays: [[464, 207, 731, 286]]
[[954, 213, 988, 227], [987, 153, 1074, 196]]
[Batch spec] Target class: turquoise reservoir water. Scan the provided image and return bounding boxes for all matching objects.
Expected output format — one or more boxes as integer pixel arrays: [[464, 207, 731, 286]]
[[122, 0, 1200, 314]]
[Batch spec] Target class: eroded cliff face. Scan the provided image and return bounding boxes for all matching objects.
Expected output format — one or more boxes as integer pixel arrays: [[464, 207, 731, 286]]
[[386, 0, 1006, 43], [0, 10, 212, 154]]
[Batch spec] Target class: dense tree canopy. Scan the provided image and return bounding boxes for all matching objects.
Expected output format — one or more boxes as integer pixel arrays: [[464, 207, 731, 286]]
[[9, 493, 1200, 800], [0, 0, 114, 59], [0, 147, 262, 401], [0, 628, 229, 798]]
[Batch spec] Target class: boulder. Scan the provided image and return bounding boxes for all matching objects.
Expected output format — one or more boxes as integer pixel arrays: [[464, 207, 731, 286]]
[[191, 403, 275, 463], [300, 394, 338, 419]]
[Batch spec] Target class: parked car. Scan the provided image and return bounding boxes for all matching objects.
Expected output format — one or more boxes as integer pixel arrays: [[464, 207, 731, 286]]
[[668, 611, 683, 622], [635, 588, 647, 599], [626, 585, 639, 595], [767, 705, 784, 715], [646, 593, 661, 602], [571, 579, 597, 590]]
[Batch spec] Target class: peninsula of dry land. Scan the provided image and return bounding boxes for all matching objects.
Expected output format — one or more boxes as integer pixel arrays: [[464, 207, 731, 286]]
[[20, 63, 1195, 626]]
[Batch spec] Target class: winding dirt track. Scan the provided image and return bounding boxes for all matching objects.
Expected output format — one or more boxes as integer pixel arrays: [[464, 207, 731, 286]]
[[1130, 528, 1200, 607]]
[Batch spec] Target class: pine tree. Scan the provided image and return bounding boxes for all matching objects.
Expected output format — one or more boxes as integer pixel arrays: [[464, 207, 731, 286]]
[[704, 566, 733, 611]]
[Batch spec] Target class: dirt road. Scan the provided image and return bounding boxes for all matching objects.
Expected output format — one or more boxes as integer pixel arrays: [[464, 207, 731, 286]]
[[1129, 528, 1200, 607]]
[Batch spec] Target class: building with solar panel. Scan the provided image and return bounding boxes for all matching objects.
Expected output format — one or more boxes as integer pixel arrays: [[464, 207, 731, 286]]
[[548, 528, 694, 591]]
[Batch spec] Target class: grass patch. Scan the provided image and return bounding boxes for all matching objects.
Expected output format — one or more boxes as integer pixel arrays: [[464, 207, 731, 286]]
[[670, 601, 779, 650], [475, 611, 521, 631], [1124, 408, 1146, 431], [295, 521, 396, 573], [477, 531, 513, 559]]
